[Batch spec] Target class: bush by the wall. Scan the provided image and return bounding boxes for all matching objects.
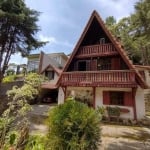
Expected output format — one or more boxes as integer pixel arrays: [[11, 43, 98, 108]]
[[47, 100, 101, 150], [25, 134, 47, 150]]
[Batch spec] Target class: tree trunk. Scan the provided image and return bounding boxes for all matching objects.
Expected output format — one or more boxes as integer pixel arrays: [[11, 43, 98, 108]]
[[0, 70, 4, 83]]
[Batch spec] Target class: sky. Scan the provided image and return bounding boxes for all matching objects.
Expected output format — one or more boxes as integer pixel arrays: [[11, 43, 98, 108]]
[[10, 0, 139, 64]]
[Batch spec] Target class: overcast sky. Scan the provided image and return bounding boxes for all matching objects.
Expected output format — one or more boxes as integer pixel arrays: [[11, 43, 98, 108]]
[[10, 0, 138, 64]]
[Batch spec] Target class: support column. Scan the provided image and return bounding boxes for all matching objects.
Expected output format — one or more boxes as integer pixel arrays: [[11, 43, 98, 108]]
[[132, 88, 137, 120], [62, 86, 67, 101], [93, 87, 96, 108]]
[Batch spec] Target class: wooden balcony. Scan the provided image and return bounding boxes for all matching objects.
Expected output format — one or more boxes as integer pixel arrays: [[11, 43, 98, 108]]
[[76, 44, 118, 58], [60, 70, 137, 88]]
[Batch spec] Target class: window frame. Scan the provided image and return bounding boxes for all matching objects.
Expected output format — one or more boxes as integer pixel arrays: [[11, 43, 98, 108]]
[[110, 91, 124, 106]]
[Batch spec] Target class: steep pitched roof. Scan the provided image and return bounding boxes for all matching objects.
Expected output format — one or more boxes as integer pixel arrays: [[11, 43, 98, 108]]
[[38, 51, 62, 75], [59, 10, 148, 89]]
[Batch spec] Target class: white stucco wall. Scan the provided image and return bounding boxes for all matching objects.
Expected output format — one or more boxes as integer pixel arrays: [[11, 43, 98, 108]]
[[145, 70, 150, 87], [95, 87, 134, 119], [57, 86, 145, 120], [53, 72, 59, 84], [135, 86, 145, 119], [58, 87, 65, 104]]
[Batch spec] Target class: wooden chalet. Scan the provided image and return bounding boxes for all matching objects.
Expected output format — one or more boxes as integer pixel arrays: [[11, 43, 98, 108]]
[[57, 10, 149, 120]]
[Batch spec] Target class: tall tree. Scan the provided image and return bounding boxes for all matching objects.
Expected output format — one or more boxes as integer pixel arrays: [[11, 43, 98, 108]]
[[105, 16, 117, 36], [130, 0, 150, 65], [105, 0, 150, 65], [0, 0, 45, 82]]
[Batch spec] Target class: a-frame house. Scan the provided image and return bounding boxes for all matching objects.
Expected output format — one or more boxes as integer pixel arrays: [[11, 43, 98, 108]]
[[57, 10, 148, 120]]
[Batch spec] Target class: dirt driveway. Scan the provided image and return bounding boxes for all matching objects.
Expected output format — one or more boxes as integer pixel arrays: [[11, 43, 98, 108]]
[[100, 124, 150, 150]]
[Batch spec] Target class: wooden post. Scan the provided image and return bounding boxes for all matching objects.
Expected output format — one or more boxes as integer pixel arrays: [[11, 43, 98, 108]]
[[93, 87, 96, 108], [132, 88, 137, 120], [62, 86, 66, 101]]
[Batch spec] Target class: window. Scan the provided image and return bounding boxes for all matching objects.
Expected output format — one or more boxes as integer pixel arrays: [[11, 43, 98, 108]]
[[99, 38, 105, 44], [97, 58, 111, 70], [45, 70, 54, 80], [103, 91, 133, 106], [110, 92, 124, 105], [27, 60, 39, 72], [77, 60, 90, 71]]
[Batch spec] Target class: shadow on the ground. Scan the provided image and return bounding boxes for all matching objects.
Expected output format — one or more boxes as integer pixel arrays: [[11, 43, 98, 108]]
[[101, 124, 150, 150], [122, 127, 150, 141], [105, 140, 150, 150]]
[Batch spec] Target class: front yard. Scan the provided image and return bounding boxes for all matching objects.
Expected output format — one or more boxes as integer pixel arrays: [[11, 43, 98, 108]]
[[29, 104, 150, 150], [101, 124, 150, 150]]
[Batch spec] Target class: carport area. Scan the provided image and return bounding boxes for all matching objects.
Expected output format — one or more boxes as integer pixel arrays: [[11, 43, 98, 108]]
[[40, 83, 58, 104]]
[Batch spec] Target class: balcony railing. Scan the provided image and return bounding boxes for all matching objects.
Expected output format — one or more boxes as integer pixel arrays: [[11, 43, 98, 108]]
[[76, 44, 118, 58], [60, 70, 137, 87]]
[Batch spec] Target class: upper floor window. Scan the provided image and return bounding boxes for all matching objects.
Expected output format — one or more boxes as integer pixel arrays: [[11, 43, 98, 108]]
[[27, 60, 39, 72], [45, 70, 54, 80], [99, 38, 105, 44], [53, 56, 61, 65], [97, 58, 111, 70]]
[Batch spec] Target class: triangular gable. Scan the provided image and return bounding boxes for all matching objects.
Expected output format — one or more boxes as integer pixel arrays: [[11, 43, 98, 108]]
[[39, 51, 61, 75], [59, 10, 148, 89]]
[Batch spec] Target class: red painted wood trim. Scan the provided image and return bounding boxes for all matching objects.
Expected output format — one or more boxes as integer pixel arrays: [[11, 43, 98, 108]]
[[103, 91, 110, 105], [132, 88, 137, 120], [111, 57, 120, 70], [124, 92, 133, 106], [62, 86, 66, 101], [120, 108, 130, 113], [93, 87, 96, 108]]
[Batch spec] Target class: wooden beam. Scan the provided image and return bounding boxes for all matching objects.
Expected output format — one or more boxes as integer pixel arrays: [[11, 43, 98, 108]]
[[61, 86, 67, 101], [132, 87, 137, 120], [93, 87, 96, 108]]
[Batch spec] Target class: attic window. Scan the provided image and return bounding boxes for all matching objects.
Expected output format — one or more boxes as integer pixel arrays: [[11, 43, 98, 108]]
[[99, 38, 105, 44], [45, 70, 54, 80]]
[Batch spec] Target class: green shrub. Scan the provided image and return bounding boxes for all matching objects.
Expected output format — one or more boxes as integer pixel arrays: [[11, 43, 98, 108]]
[[106, 106, 120, 117], [25, 134, 47, 150], [25, 73, 45, 88], [47, 100, 101, 150], [2, 75, 16, 83]]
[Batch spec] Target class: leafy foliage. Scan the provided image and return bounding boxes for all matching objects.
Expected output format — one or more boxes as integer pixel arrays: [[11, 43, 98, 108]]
[[0, 91, 31, 149], [105, 0, 150, 65], [0, 0, 46, 82], [25, 134, 47, 150], [106, 106, 120, 117], [25, 73, 45, 89], [47, 100, 101, 150], [7, 73, 45, 104], [2, 74, 16, 83], [0, 73, 45, 149]]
